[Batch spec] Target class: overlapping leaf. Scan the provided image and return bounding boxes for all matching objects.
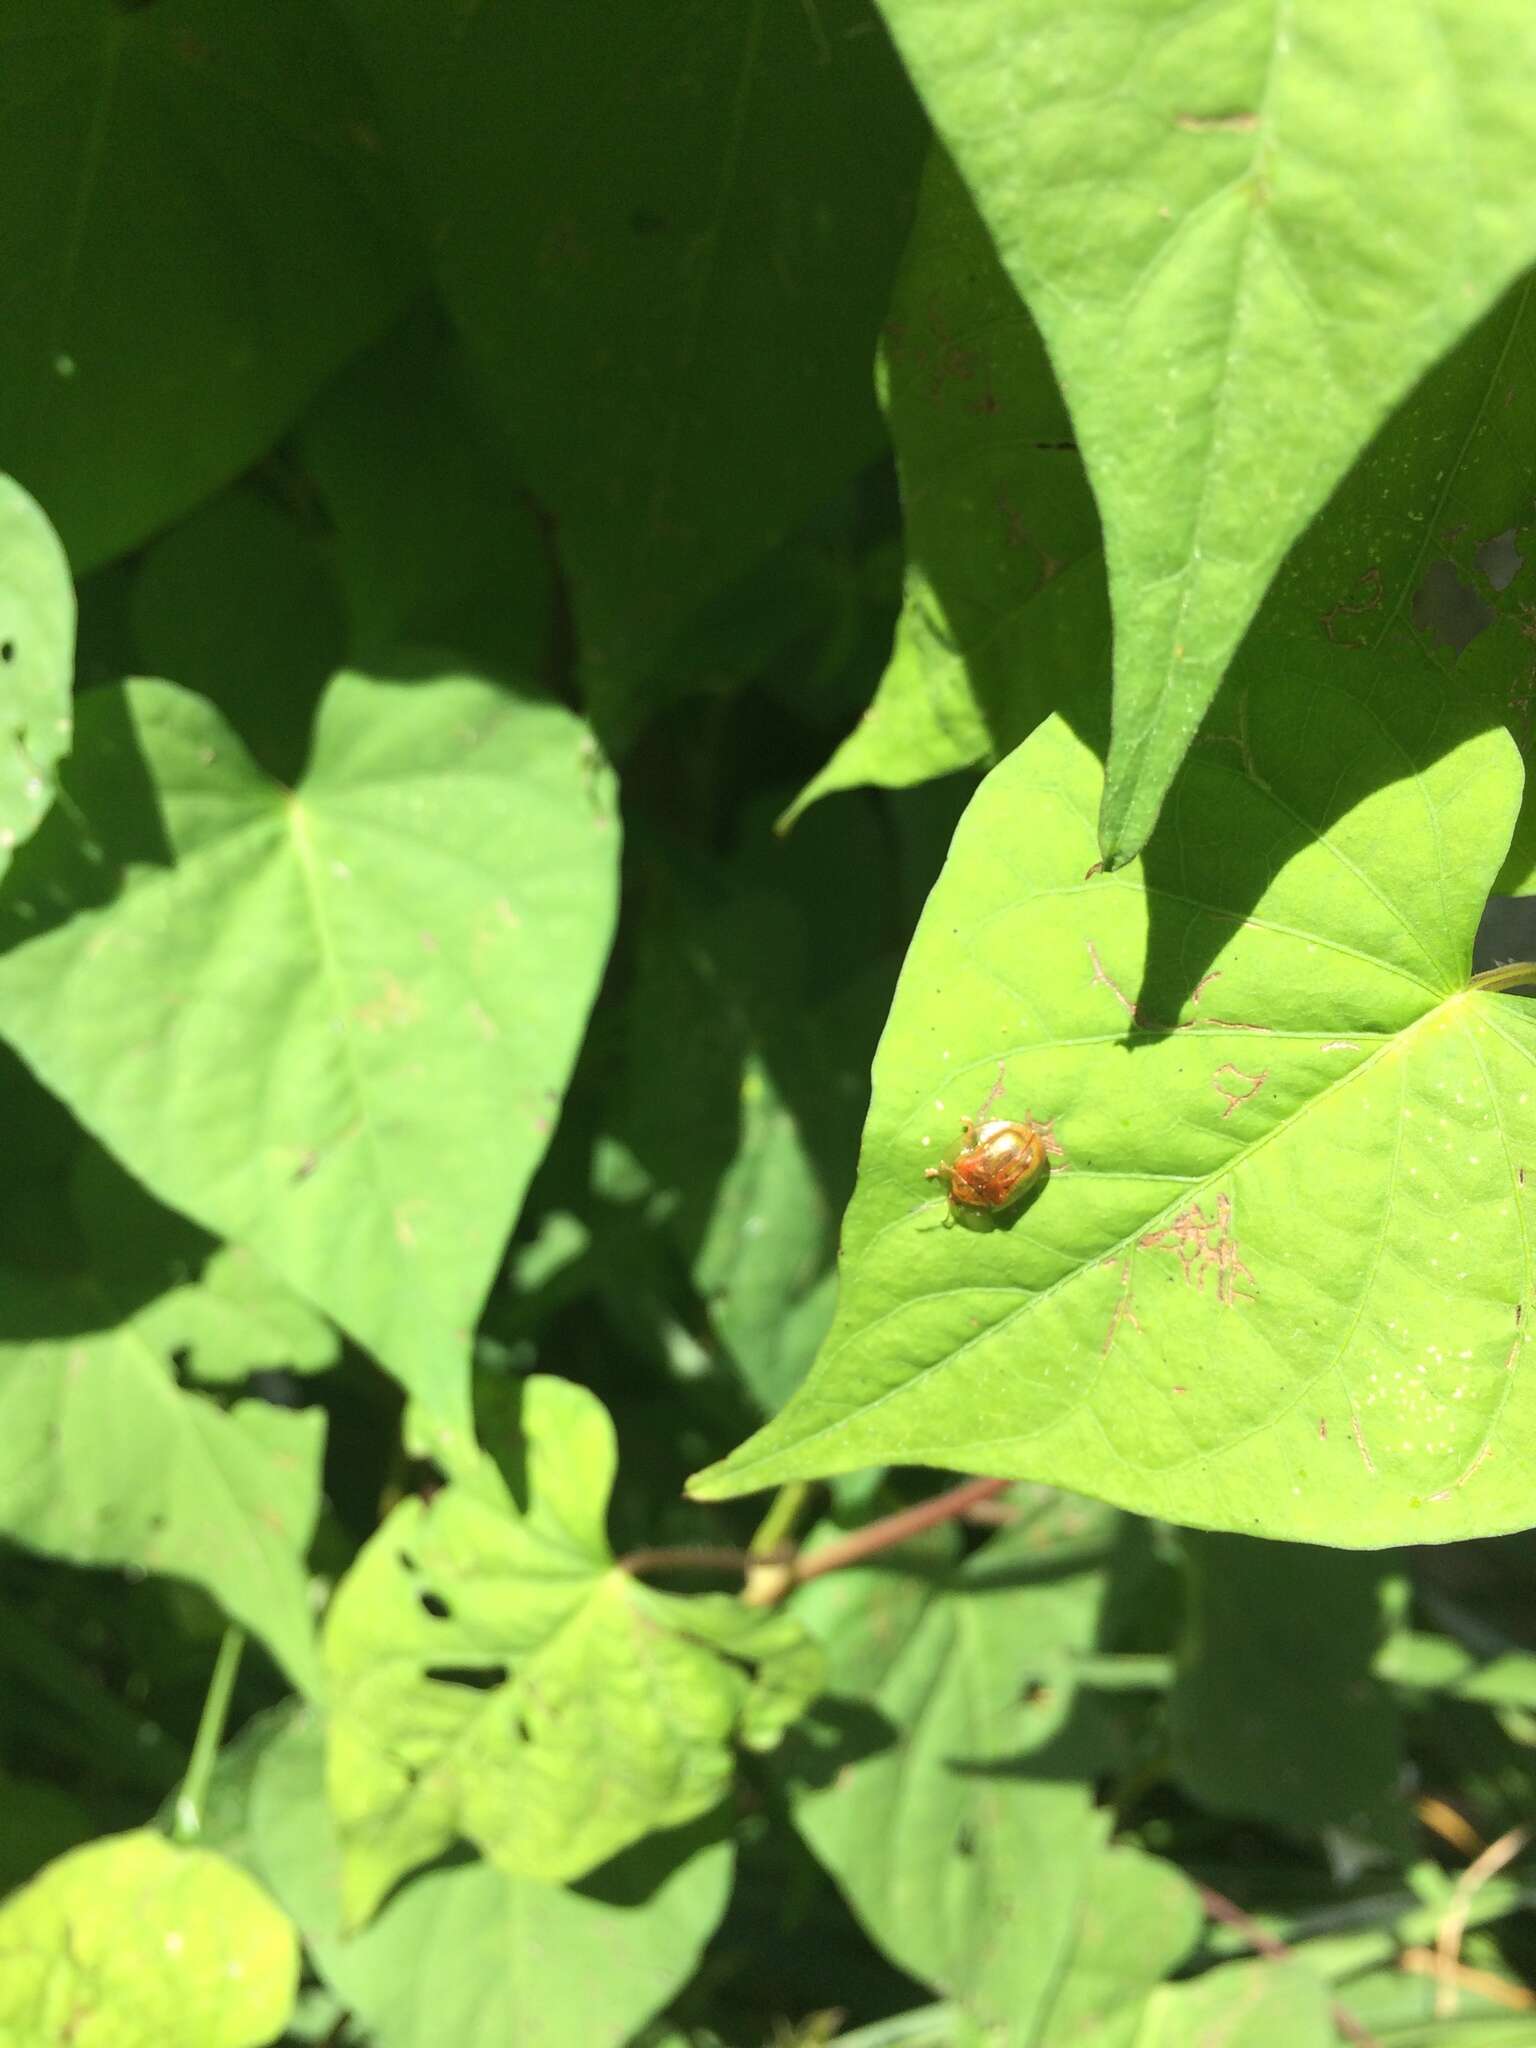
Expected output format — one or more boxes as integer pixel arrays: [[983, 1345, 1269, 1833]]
[[0, 671, 620, 1437], [0, 1265, 325, 1696], [0, 0, 417, 569], [246, 1711, 734, 2048], [325, 1375, 820, 1923], [0, 479, 72, 868], [0, 1829, 298, 2048], [1170, 1536, 1403, 1837], [873, 0, 1536, 862], [693, 642, 1536, 1545], [340, 0, 925, 741], [787, 1498, 1142, 2034], [787, 147, 1101, 824]]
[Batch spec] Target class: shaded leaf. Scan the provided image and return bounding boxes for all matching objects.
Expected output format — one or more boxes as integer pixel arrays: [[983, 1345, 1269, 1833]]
[[0, 672, 620, 1437], [693, 644, 1536, 1545], [1169, 1537, 1403, 1837], [871, 0, 1536, 861], [340, 0, 925, 742], [245, 1709, 734, 2048], [0, 478, 73, 868], [325, 1375, 820, 1921], [786, 147, 1100, 823], [297, 305, 553, 682], [0, 1258, 325, 1696], [0, 1828, 297, 2048], [1038, 1844, 1202, 2047], [0, 0, 417, 569], [786, 1500, 1122, 2033], [129, 483, 347, 784], [1260, 270, 1536, 893], [1132, 1957, 1334, 2048]]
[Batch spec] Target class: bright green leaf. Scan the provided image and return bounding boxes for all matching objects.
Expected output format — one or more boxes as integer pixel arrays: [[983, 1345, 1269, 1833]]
[[325, 1375, 820, 1921], [1038, 1844, 1202, 2047], [245, 1710, 734, 2048], [786, 1501, 1121, 2033], [0, 1828, 298, 2048], [339, 0, 925, 743], [872, 0, 1536, 862], [1133, 1957, 1334, 2048], [693, 644, 1536, 1545], [0, 1260, 325, 1696], [0, 672, 620, 1436], [0, 477, 73, 869], [0, 0, 417, 570], [1170, 1538, 1403, 1836], [785, 147, 1101, 825]]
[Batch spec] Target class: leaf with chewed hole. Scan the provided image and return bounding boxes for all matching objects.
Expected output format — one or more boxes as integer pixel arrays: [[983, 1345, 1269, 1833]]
[[0, 673, 619, 1440], [324, 1375, 821, 1923], [871, 0, 1536, 864], [0, 1828, 298, 2048], [692, 638, 1536, 1546], [0, 478, 73, 872]]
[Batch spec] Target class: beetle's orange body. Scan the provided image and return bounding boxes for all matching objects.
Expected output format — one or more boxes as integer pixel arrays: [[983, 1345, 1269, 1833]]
[[925, 1116, 1046, 1215]]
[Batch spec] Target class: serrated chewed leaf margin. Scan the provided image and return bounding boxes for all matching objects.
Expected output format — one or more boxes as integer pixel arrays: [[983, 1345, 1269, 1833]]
[[324, 1375, 822, 1923]]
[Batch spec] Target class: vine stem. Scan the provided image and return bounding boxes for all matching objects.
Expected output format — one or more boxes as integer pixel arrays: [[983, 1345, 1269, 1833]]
[[172, 1625, 245, 1844], [1197, 1884, 1380, 2048], [619, 1475, 1012, 1605], [785, 1476, 1010, 1592], [1468, 961, 1536, 994]]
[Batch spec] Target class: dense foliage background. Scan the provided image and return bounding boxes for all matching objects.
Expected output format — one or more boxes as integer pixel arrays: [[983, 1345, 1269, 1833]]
[[4, 2, 1536, 2043]]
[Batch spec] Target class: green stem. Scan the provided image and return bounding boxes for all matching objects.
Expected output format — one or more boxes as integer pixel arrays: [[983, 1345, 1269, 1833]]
[[172, 1626, 244, 1844], [1469, 961, 1536, 994], [749, 1481, 813, 1557]]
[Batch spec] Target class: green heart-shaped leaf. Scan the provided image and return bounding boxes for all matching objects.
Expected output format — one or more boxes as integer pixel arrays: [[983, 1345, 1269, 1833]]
[[693, 643, 1536, 1544], [0, 674, 619, 1436]]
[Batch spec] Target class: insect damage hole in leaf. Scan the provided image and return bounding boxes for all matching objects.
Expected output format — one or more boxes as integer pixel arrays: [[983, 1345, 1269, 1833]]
[[324, 1375, 821, 1924], [691, 638, 1536, 1546]]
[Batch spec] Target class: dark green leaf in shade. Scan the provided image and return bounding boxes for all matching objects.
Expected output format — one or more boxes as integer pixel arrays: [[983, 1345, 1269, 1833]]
[[0, 0, 418, 571], [786, 147, 1101, 824], [339, 0, 926, 744], [1169, 1536, 1404, 1838]]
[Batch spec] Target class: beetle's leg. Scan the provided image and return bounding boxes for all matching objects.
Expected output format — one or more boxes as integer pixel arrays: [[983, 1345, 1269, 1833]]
[[958, 1117, 977, 1145], [924, 1158, 954, 1185]]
